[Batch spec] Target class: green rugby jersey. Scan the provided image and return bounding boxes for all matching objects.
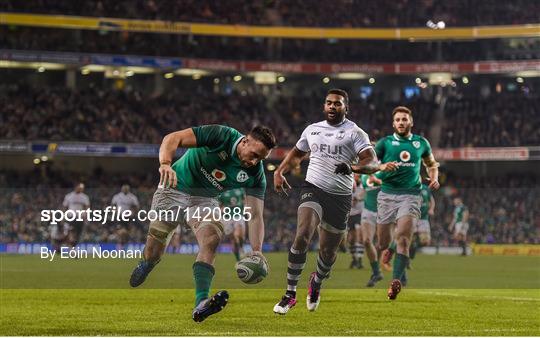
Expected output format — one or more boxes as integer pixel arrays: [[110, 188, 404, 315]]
[[375, 133, 432, 195], [420, 183, 432, 220], [360, 173, 382, 212], [219, 188, 245, 209], [172, 125, 266, 199], [453, 205, 468, 222]]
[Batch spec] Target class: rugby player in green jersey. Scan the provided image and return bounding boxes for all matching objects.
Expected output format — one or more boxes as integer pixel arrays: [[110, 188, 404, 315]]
[[359, 173, 384, 287], [129, 125, 276, 322], [218, 188, 246, 261], [449, 197, 469, 256], [375, 106, 440, 300], [416, 182, 436, 247]]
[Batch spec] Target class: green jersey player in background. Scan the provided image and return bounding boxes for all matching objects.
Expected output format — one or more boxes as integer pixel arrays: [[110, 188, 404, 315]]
[[449, 197, 469, 256], [360, 173, 384, 287], [416, 182, 436, 248], [129, 124, 276, 322], [375, 106, 440, 300], [219, 188, 246, 261]]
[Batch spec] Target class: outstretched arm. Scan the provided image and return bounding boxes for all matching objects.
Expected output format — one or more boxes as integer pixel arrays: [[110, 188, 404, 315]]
[[335, 148, 398, 175], [273, 147, 308, 195], [245, 195, 265, 253]]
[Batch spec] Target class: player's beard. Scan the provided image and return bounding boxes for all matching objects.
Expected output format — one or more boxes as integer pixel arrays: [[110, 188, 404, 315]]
[[394, 124, 412, 136], [325, 110, 345, 125]]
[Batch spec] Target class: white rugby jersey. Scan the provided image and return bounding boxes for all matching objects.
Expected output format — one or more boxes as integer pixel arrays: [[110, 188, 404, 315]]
[[350, 181, 365, 216], [111, 192, 139, 211], [63, 192, 90, 210], [295, 119, 372, 195]]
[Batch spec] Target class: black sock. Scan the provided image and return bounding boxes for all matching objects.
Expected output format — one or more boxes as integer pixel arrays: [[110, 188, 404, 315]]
[[286, 247, 306, 298], [459, 240, 466, 255], [410, 242, 417, 260]]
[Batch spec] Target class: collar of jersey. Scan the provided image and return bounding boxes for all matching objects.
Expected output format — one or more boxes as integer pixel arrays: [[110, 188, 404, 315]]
[[393, 133, 413, 141], [325, 118, 348, 128], [231, 135, 244, 161]]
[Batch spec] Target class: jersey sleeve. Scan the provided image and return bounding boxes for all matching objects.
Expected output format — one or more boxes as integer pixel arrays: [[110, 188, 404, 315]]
[[84, 195, 90, 207], [62, 194, 69, 208], [192, 125, 234, 148], [246, 168, 267, 200], [132, 195, 140, 208], [421, 137, 433, 158], [111, 194, 118, 205], [374, 138, 385, 159], [374, 171, 384, 179], [352, 128, 372, 154], [295, 127, 310, 152]]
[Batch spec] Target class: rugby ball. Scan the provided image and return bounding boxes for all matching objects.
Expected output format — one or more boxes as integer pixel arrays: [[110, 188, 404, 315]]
[[235, 255, 268, 284]]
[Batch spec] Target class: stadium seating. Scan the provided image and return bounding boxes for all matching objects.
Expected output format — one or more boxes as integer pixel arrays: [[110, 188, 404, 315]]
[[2, 26, 539, 63], [2, 0, 538, 26], [1, 169, 538, 246]]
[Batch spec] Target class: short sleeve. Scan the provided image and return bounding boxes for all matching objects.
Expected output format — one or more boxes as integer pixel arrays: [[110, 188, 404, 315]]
[[422, 137, 433, 158], [62, 194, 69, 208], [353, 128, 372, 154], [111, 195, 118, 205], [374, 138, 385, 159], [246, 169, 267, 200], [295, 127, 310, 153], [132, 195, 139, 208], [192, 125, 233, 148]]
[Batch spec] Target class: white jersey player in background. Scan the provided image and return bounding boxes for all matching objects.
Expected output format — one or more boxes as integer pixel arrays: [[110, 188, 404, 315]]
[[347, 175, 365, 269], [272, 89, 398, 315], [111, 184, 139, 248], [62, 182, 90, 247]]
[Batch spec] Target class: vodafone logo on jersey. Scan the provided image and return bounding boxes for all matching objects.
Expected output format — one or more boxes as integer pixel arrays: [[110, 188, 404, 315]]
[[399, 150, 411, 162], [212, 169, 227, 182]]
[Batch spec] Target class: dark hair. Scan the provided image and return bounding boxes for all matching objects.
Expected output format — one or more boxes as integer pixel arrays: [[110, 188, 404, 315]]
[[249, 125, 277, 149], [392, 106, 412, 117], [327, 88, 349, 105]]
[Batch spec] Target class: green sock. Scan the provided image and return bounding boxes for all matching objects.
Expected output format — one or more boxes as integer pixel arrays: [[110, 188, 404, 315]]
[[392, 253, 409, 280], [193, 261, 215, 306], [233, 250, 240, 262], [389, 241, 397, 252], [370, 261, 380, 275]]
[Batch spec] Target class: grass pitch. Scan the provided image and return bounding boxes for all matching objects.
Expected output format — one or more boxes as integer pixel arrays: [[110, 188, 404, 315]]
[[1, 253, 539, 335]]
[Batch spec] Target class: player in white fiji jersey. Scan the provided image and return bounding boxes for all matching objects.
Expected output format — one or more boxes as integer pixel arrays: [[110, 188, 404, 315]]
[[62, 183, 90, 247], [111, 184, 139, 247], [347, 175, 365, 269], [272, 89, 398, 314]]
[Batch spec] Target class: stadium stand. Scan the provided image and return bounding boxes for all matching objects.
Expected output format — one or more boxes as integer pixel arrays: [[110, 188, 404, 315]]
[[2, 26, 539, 62], [1, 82, 538, 147], [1, 168, 537, 246], [2, 0, 539, 26]]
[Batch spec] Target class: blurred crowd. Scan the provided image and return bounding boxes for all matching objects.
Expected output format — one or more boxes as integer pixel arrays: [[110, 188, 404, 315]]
[[2, 0, 538, 27], [2, 26, 539, 63], [433, 175, 539, 245], [1, 168, 538, 247], [0, 83, 435, 146], [440, 91, 540, 147], [2, 83, 538, 147]]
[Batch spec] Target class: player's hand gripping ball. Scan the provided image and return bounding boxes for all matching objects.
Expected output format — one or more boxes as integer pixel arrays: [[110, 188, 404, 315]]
[[235, 252, 269, 284]]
